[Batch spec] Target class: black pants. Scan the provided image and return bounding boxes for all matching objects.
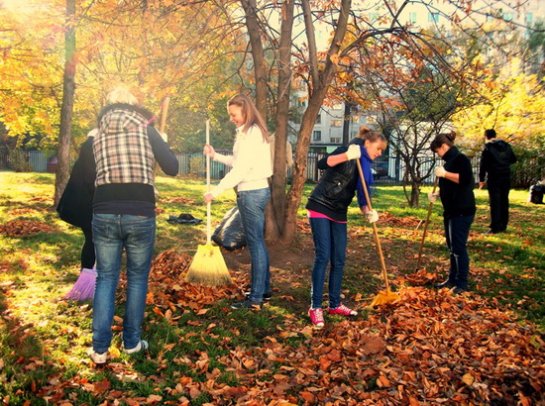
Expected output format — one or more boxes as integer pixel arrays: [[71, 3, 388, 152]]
[[81, 226, 95, 269], [444, 214, 474, 290], [488, 177, 511, 232]]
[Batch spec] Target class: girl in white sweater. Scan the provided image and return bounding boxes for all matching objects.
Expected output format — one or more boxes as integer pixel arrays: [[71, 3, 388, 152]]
[[204, 94, 272, 309]]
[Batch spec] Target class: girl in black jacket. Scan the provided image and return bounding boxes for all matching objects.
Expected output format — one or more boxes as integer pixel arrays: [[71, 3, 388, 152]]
[[57, 129, 97, 301], [306, 128, 387, 329], [429, 132, 476, 294]]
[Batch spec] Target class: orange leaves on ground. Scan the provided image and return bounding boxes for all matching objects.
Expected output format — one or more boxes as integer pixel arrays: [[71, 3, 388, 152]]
[[378, 211, 422, 228], [160, 196, 196, 205], [403, 268, 438, 285], [148, 249, 241, 312], [0, 219, 55, 237]]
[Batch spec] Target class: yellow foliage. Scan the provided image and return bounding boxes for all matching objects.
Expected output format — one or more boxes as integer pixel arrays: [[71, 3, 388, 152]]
[[452, 58, 545, 152]]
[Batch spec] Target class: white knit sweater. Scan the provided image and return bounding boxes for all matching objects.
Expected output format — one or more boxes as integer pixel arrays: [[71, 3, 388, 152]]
[[211, 124, 272, 197]]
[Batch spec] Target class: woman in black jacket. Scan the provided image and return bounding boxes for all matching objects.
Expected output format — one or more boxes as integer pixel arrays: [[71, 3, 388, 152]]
[[429, 132, 476, 294], [57, 129, 97, 301], [306, 127, 387, 329]]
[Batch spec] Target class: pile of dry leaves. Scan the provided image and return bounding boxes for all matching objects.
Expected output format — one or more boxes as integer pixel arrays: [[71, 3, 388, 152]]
[[0, 219, 55, 237], [131, 249, 545, 405]]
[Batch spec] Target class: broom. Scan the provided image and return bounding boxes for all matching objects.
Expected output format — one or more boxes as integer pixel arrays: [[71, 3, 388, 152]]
[[64, 266, 96, 302], [355, 159, 399, 307], [416, 178, 439, 270], [185, 119, 232, 286]]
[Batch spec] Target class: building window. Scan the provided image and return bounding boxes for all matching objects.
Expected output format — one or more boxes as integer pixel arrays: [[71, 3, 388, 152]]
[[331, 119, 343, 127], [428, 12, 439, 23], [315, 114, 321, 124], [330, 137, 341, 144], [409, 12, 417, 24], [313, 131, 322, 142]]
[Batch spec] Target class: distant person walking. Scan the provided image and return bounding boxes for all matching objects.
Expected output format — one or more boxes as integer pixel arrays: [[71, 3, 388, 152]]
[[90, 86, 179, 365], [478, 129, 517, 234]]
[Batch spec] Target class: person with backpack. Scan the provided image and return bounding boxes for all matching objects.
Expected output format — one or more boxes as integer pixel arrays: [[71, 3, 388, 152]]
[[478, 129, 517, 234]]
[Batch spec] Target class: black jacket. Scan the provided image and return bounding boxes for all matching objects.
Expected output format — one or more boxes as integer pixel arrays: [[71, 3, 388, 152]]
[[306, 146, 358, 222], [479, 139, 517, 182], [439, 146, 476, 219], [56, 136, 96, 228]]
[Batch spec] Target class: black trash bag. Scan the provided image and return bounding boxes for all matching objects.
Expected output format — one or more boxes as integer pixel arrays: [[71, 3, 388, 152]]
[[212, 206, 246, 251], [529, 184, 545, 204]]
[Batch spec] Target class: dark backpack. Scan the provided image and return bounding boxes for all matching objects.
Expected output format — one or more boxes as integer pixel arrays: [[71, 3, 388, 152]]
[[529, 184, 544, 204]]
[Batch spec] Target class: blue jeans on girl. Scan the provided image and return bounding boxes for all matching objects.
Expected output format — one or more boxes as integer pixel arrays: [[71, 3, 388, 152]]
[[309, 217, 347, 309], [236, 188, 271, 303], [92, 213, 156, 354]]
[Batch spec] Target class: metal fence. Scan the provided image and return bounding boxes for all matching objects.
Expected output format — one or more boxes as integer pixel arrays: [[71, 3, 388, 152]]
[[2, 148, 542, 188], [0, 147, 49, 172]]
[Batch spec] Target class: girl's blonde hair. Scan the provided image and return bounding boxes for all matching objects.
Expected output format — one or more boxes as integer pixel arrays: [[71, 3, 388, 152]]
[[228, 94, 269, 142], [106, 86, 138, 105]]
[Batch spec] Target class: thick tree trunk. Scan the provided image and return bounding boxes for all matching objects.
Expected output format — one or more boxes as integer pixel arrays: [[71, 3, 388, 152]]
[[54, 0, 76, 206], [281, 94, 326, 244]]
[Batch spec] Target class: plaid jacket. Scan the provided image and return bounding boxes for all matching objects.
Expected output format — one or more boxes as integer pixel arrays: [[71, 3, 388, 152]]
[[94, 105, 155, 186]]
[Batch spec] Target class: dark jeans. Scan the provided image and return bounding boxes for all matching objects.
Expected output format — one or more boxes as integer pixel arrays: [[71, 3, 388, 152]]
[[237, 188, 271, 303], [309, 217, 347, 309], [488, 177, 511, 232], [443, 215, 474, 290], [81, 226, 95, 269]]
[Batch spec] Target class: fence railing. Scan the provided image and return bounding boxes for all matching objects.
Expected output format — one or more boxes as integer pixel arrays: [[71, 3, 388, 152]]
[[2, 148, 542, 188]]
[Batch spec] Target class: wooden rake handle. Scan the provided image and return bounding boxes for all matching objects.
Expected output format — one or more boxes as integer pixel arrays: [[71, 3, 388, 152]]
[[356, 159, 390, 291], [205, 119, 212, 245], [416, 177, 439, 269], [159, 97, 170, 134]]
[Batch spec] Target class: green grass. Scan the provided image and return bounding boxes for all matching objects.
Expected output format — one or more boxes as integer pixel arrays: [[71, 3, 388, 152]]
[[0, 172, 543, 404]]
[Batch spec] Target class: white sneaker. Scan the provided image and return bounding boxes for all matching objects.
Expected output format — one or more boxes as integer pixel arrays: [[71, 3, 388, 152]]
[[90, 351, 107, 365], [124, 340, 149, 354]]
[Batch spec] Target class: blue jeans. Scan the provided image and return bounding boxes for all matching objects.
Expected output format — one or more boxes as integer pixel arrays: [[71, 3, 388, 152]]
[[443, 215, 474, 290], [92, 213, 156, 353], [309, 217, 347, 309], [237, 188, 270, 303]]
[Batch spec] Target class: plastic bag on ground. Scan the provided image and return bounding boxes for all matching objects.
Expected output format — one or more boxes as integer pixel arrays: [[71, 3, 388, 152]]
[[212, 206, 246, 250]]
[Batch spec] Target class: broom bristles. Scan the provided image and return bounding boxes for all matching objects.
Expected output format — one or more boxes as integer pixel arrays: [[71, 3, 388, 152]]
[[186, 243, 232, 286], [369, 289, 400, 307], [64, 268, 96, 302]]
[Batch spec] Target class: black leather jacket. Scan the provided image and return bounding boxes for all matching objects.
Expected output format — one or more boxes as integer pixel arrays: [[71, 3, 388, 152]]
[[306, 146, 358, 222]]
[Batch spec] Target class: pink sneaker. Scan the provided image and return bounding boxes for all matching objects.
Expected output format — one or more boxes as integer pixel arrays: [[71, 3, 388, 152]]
[[308, 308, 325, 329], [328, 304, 357, 317]]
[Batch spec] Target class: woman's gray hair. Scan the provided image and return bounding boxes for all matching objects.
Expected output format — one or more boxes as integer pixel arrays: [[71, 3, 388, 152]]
[[106, 86, 138, 105]]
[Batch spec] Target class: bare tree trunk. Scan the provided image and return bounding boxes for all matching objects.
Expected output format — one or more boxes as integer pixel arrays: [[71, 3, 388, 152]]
[[281, 0, 352, 244], [240, 0, 267, 115], [54, 0, 76, 206], [269, 0, 295, 241]]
